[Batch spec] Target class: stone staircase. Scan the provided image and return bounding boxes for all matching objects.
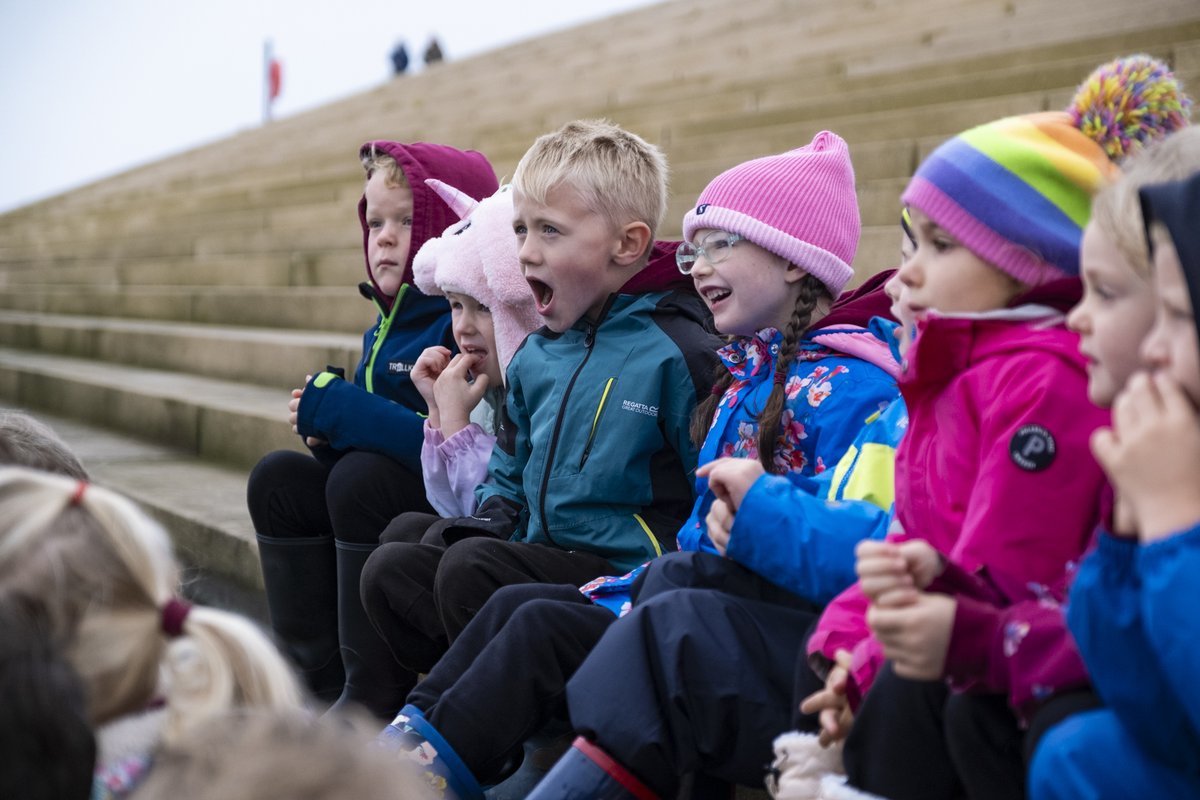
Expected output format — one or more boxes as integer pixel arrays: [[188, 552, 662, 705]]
[[1, 0, 1197, 605]]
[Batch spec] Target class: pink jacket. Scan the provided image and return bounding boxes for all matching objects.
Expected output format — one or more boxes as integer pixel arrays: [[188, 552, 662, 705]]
[[808, 307, 1109, 708]]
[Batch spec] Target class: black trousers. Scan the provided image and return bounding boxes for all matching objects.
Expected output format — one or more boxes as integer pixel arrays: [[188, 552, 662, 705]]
[[360, 519, 615, 675], [246, 449, 431, 545], [844, 662, 1103, 800], [566, 583, 824, 797], [408, 582, 613, 783]]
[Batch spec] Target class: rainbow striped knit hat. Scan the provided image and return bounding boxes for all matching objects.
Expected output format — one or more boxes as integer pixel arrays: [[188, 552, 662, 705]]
[[901, 54, 1191, 286]]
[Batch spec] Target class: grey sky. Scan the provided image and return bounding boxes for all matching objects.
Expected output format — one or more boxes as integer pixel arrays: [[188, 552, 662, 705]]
[[0, 0, 659, 213]]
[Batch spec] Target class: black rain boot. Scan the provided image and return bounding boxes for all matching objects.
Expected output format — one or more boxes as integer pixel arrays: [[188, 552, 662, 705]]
[[526, 737, 660, 800], [327, 539, 417, 720], [256, 533, 344, 704]]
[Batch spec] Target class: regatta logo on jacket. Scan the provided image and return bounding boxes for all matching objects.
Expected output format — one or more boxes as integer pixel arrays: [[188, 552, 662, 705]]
[[388, 361, 415, 374], [621, 399, 659, 418]]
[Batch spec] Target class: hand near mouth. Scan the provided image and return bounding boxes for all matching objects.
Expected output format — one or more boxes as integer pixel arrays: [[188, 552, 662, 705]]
[[434, 352, 491, 437]]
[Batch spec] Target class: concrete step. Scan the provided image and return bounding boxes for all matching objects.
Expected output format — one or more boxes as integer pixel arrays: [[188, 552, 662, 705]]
[[0, 249, 363, 288], [0, 347, 306, 471], [0, 311, 362, 390], [0, 285, 374, 334], [1, 404, 266, 603]]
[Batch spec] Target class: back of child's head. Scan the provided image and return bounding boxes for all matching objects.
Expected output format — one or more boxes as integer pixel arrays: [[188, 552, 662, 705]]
[[0, 467, 303, 742], [0, 594, 95, 800], [412, 182, 543, 372], [902, 54, 1191, 289], [130, 709, 425, 800], [0, 410, 88, 479], [357, 140, 498, 291], [512, 119, 669, 245], [683, 133, 861, 466], [1092, 126, 1200, 277]]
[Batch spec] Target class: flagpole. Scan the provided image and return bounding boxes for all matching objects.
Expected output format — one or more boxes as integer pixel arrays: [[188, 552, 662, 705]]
[[262, 39, 273, 124]]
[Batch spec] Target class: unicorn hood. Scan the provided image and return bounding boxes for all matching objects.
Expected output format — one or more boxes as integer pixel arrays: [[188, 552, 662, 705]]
[[412, 182, 543, 374]]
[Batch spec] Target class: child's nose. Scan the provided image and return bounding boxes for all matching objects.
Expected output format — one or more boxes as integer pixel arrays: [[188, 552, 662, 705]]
[[518, 236, 540, 266]]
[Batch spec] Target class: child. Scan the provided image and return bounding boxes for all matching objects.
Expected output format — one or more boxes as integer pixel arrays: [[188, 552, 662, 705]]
[[409, 182, 542, 519], [1029, 170, 1200, 799], [245, 141, 497, 717], [796, 55, 1188, 800], [132, 709, 427, 800], [0, 409, 88, 479], [0, 595, 95, 800], [359, 119, 722, 684], [0, 467, 304, 798], [380, 134, 901, 799]]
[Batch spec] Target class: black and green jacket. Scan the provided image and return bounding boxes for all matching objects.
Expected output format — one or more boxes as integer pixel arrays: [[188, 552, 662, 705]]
[[477, 290, 721, 572]]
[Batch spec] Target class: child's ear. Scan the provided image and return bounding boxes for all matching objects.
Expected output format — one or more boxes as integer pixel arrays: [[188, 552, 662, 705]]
[[612, 221, 653, 267], [783, 261, 809, 284]]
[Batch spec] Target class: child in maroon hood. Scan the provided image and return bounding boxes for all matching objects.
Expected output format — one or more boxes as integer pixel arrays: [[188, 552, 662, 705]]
[[246, 140, 497, 719]]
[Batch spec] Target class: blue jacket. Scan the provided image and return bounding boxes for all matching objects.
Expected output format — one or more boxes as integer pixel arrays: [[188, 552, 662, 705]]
[[297, 285, 456, 472], [477, 290, 721, 572], [1066, 526, 1200, 770], [677, 324, 898, 554], [727, 395, 905, 603], [294, 141, 498, 472]]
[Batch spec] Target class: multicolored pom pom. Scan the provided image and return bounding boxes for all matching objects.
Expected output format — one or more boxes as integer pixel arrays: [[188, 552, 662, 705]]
[[1068, 53, 1193, 162]]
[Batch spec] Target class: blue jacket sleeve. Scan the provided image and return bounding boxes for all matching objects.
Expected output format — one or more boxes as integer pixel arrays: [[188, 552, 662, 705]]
[[295, 371, 424, 473], [1138, 523, 1200, 760], [1067, 531, 1200, 765], [725, 473, 892, 603]]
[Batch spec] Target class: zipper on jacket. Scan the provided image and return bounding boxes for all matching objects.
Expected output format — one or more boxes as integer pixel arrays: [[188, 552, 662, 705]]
[[578, 377, 615, 470], [537, 295, 616, 545], [364, 284, 407, 394]]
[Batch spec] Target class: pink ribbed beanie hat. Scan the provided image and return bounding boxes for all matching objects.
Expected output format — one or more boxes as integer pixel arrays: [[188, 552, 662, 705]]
[[681, 131, 860, 296]]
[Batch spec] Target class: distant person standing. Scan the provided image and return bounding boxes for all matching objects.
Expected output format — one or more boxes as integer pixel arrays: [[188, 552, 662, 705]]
[[391, 41, 409, 76], [423, 36, 444, 66]]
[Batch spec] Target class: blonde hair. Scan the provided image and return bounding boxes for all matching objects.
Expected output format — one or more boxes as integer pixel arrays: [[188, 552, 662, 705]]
[[132, 709, 426, 800], [513, 119, 669, 245], [0, 411, 88, 479], [360, 143, 410, 189], [1092, 126, 1200, 277], [0, 467, 303, 743]]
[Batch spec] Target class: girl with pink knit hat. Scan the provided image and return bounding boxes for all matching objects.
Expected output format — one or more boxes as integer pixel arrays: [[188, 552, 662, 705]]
[[408, 182, 542, 519]]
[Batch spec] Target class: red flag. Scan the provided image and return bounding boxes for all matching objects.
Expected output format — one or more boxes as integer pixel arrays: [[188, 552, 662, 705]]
[[268, 59, 282, 102]]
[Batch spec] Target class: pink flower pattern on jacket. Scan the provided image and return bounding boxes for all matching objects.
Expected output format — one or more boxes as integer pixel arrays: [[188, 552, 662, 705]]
[[712, 329, 843, 470]]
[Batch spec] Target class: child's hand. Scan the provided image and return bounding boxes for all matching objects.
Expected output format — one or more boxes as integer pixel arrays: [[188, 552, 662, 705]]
[[412, 346, 453, 415], [433, 353, 491, 438], [799, 649, 855, 747], [705, 498, 734, 555], [856, 540, 945, 607], [698, 458, 766, 512], [866, 592, 956, 681], [1092, 372, 1200, 543], [288, 375, 326, 448]]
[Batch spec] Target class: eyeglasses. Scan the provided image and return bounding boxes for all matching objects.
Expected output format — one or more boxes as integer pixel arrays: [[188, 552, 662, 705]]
[[676, 233, 745, 275]]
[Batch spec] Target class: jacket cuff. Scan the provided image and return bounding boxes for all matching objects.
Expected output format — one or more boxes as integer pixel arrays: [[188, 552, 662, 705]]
[[943, 595, 1002, 685], [295, 371, 342, 439]]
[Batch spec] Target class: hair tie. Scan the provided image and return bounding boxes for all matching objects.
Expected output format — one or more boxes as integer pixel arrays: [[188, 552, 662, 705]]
[[161, 598, 193, 638], [69, 480, 89, 506], [773, 367, 788, 388], [710, 384, 725, 396]]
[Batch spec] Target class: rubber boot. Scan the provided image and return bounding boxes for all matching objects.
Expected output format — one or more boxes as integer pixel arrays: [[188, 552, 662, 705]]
[[326, 539, 417, 720], [526, 737, 660, 800], [381, 704, 486, 800], [255, 533, 344, 703]]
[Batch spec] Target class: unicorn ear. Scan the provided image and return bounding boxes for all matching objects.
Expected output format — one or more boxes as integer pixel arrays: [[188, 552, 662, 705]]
[[426, 178, 479, 220]]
